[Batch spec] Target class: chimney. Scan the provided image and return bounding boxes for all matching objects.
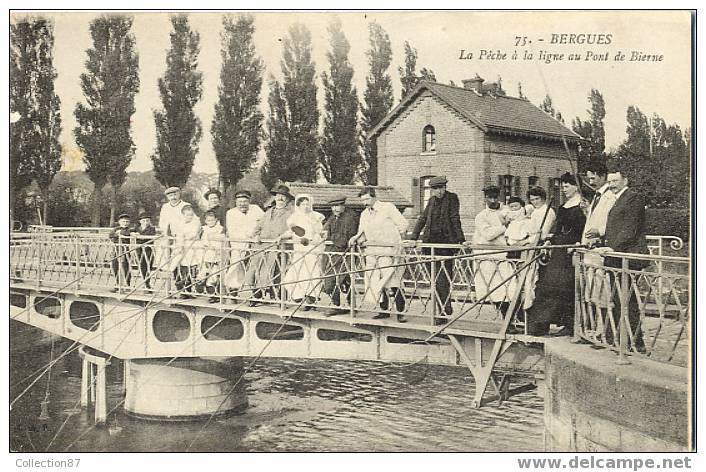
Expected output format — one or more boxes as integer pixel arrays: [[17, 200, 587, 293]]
[[462, 74, 485, 93]]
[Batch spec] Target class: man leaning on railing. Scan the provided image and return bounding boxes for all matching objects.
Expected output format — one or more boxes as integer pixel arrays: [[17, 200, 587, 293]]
[[591, 167, 649, 352]]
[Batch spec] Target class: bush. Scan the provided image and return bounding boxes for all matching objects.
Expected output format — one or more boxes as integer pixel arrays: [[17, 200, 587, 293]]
[[645, 208, 690, 243]]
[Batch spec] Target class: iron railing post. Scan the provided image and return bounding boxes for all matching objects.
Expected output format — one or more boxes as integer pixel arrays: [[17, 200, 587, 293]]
[[430, 245, 437, 325], [572, 250, 582, 343], [616, 256, 631, 365], [279, 241, 286, 311], [349, 245, 356, 319], [219, 237, 226, 306], [35, 233, 43, 290], [74, 234, 81, 295]]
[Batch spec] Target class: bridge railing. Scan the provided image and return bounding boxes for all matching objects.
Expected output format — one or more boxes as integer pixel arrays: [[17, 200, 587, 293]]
[[10, 231, 538, 326], [574, 248, 690, 367]]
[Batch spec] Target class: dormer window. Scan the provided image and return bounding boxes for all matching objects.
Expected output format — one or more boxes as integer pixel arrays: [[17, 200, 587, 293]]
[[423, 125, 436, 152]]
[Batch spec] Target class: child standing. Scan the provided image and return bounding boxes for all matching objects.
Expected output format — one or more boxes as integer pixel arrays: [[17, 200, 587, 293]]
[[134, 212, 156, 289], [173, 204, 202, 298], [110, 213, 133, 291], [200, 210, 225, 303]]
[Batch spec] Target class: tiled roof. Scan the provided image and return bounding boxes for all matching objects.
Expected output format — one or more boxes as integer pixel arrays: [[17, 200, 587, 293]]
[[369, 80, 581, 141], [284, 182, 412, 209]]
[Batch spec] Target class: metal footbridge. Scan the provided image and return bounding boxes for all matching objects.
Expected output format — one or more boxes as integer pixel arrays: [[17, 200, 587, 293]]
[[10, 228, 689, 422]]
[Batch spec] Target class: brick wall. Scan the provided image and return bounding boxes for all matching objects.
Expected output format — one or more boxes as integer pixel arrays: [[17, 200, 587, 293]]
[[377, 91, 578, 237]]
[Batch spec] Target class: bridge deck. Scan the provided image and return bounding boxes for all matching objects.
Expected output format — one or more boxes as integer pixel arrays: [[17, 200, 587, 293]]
[[9, 280, 546, 345]]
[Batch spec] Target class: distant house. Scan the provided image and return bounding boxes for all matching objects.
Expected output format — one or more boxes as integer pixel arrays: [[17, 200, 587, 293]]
[[368, 75, 581, 235]]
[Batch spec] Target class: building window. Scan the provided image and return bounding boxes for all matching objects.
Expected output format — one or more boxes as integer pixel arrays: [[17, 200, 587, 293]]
[[422, 125, 436, 152], [420, 176, 433, 209], [528, 175, 539, 188], [498, 174, 513, 204], [548, 177, 562, 208]]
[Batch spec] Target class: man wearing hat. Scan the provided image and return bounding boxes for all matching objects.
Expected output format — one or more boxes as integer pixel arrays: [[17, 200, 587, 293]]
[[158, 186, 191, 292], [409, 176, 465, 322], [203, 188, 226, 226], [159, 186, 190, 237], [321, 194, 358, 314], [243, 184, 295, 304], [225, 190, 264, 292], [133, 212, 157, 289], [109, 213, 133, 291]]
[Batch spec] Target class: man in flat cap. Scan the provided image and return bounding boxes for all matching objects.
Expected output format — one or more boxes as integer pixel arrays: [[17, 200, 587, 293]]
[[243, 184, 295, 305], [134, 212, 157, 289], [225, 190, 264, 293], [109, 213, 133, 291], [203, 188, 226, 226], [321, 194, 358, 314], [409, 176, 465, 322]]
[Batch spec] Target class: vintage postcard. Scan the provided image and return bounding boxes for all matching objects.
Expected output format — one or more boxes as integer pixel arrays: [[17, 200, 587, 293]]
[[7, 9, 693, 459]]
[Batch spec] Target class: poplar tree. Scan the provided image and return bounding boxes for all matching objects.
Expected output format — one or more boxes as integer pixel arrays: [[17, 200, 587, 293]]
[[262, 23, 318, 188], [74, 15, 139, 226], [211, 14, 264, 196], [398, 40, 436, 100], [319, 19, 361, 184], [152, 15, 203, 188], [10, 18, 62, 224], [360, 21, 393, 185], [572, 89, 607, 172]]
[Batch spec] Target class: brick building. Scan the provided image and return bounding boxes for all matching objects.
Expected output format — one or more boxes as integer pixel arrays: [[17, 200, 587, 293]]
[[368, 75, 581, 236]]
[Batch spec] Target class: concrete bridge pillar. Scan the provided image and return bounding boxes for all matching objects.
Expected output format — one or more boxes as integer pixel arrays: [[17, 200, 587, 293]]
[[124, 357, 248, 421]]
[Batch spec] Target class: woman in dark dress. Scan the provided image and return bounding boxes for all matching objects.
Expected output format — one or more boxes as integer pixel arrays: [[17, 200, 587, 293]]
[[527, 173, 586, 336]]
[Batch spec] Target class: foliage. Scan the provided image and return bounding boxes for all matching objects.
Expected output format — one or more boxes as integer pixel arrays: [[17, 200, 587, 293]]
[[211, 14, 264, 192], [612, 106, 690, 209], [360, 21, 394, 186], [74, 14, 140, 225], [397, 40, 436, 100], [10, 17, 63, 221], [572, 89, 606, 173], [319, 19, 361, 184], [262, 23, 319, 188], [152, 15, 203, 188]]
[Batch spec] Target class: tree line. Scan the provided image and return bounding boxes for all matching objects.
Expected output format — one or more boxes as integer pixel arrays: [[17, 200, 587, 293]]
[[10, 14, 691, 229]]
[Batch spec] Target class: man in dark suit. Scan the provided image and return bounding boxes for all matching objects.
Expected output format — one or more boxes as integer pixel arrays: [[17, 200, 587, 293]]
[[409, 176, 465, 324], [595, 169, 648, 352], [321, 195, 359, 314]]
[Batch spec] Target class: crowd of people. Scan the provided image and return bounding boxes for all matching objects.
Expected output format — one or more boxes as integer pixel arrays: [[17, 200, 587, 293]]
[[107, 160, 648, 342]]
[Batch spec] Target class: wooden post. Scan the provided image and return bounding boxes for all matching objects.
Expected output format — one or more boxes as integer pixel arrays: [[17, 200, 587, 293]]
[[90, 364, 96, 404], [80, 357, 90, 407], [95, 364, 107, 424]]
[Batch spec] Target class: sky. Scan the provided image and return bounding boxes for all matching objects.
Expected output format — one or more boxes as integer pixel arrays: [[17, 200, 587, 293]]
[[13, 10, 693, 174]]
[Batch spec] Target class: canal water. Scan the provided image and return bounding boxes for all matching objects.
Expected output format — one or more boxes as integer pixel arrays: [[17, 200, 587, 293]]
[[10, 322, 544, 452]]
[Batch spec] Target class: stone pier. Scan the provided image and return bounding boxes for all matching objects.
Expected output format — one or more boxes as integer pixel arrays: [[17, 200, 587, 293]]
[[543, 338, 691, 451]]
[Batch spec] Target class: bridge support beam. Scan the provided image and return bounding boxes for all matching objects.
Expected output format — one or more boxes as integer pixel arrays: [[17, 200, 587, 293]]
[[78, 346, 110, 425], [448, 335, 513, 408]]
